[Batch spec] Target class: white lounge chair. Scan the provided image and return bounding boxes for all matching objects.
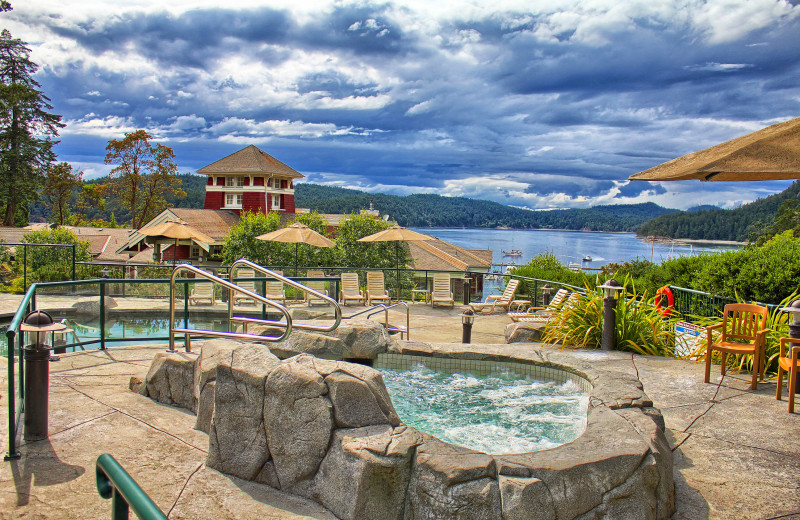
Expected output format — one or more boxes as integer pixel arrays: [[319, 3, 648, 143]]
[[189, 281, 214, 305], [339, 272, 365, 306], [508, 288, 569, 321], [305, 270, 328, 306], [233, 268, 257, 305], [265, 270, 285, 305], [515, 292, 583, 324], [431, 273, 454, 308], [366, 271, 391, 306], [469, 279, 520, 314]]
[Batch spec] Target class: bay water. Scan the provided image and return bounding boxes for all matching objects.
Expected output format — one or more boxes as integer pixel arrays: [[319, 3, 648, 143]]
[[410, 228, 741, 268]]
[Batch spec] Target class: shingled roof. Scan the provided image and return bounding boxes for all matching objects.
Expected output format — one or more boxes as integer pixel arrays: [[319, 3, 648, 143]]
[[407, 238, 492, 271], [197, 145, 304, 179]]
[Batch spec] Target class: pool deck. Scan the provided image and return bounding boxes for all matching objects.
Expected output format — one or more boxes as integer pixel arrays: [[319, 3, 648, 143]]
[[1, 297, 800, 519]]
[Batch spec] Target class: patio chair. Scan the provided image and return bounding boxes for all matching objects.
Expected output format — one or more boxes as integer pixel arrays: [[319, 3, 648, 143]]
[[265, 270, 285, 305], [514, 292, 583, 324], [339, 272, 365, 306], [431, 273, 454, 308], [233, 268, 257, 305], [704, 303, 769, 390], [305, 270, 328, 306], [508, 288, 569, 321], [469, 279, 520, 314], [366, 271, 391, 306], [189, 281, 214, 305], [775, 337, 800, 413]]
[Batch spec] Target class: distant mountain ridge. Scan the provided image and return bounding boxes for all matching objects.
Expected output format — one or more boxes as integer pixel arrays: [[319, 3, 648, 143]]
[[295, 183, 677, 231], [36, 174, 677, 233], [636, 180, 800, 241]]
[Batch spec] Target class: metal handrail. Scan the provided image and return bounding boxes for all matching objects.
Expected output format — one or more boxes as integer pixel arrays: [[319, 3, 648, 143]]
[[348, 301, 411, 339], [96, 454, 167, 520], [169, 264, 292, 351], [230, 258, 342, 333]]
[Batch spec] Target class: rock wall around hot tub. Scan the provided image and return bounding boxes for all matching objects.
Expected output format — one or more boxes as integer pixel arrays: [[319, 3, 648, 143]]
[[131, 338, 675, 520]]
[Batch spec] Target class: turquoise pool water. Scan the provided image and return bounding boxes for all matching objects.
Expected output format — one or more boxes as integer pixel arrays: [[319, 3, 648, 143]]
[[379, 363, 589, 454]]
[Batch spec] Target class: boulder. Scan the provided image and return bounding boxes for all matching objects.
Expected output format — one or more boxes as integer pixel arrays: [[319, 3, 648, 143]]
[[143, 351, 198, 411], [499, 476, 556, 520], [324, 369, 401, 429], [505, 322, 546, 343], [253, 320, 392, 360], [128, 374, 146, 395], [193, 339, 243, 431], [264, 357, 334, 492], [404, 434, 501, 520], [312, 425, 422, 520], [327, 319, 393, 359], [207, 344, 281, 482], [267, 330, 345, 360]]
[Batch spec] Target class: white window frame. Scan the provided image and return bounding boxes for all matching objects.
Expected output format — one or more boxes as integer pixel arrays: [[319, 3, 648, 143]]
[[272, 193, 281, 209], [226, 176, 244, 187], [225, 193, 243, 208]]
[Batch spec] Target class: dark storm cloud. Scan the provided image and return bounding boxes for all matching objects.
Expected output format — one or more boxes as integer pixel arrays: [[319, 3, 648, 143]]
[[16, 1, 800, 210]]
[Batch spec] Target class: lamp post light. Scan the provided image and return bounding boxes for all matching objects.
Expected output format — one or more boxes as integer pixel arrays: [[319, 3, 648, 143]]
[[541, 284, 553, 306], [780, 299, 800, 391], [461, 309, 475, 344], [598, 279, 624, 351]]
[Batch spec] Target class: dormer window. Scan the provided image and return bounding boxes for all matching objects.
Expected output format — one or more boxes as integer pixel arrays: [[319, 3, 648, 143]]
[[226, 176, 244, 187]]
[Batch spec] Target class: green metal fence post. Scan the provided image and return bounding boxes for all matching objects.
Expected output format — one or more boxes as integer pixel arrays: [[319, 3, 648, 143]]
[[261, 279, 267, 320], [23, 245, 26, 292], [99, 281, 106, 350], [96, 454, 168, 520], [72, 244, 76, 281], [4, 330, 19, 460], [183, 281, 189, 331]]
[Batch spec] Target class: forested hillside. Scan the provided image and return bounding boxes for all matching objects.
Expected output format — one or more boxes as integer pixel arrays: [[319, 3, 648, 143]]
[[296, 184, 677, 231], [636, 181, 800, 241], [33, 174, 676, 232]]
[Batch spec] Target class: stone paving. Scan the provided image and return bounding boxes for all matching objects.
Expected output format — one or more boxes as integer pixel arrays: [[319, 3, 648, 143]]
[[1, 295, 799, 519]]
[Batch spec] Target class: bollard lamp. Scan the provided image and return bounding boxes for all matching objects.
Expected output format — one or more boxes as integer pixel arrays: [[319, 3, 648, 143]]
[[598, 279, 624, 299], [541, 284, 553, 305], [461, 309, 475, 344], [597, 279, 624, 351], [780, 299, 800, 339]]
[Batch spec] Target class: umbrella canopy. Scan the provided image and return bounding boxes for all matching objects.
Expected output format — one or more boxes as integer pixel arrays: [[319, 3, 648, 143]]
[[137, 220, 214, 243], [256, 222, 334, 275], [137, 220, 214, 263], [357, 225, 433, 243], [256, 222, 335, 247], [629, 116, 800, 182], [358, 225, 433, 299]]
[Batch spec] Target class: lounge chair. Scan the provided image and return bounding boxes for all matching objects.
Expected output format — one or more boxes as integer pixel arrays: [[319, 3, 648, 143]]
[[305, 270, 329, 306], [339, 272, 365, 306], [189, 281, 214, 305], [431, 273, 454, 307], [508, 288, 569, 321], [515, 292, 582, 324], [366, 271, 391, 306], [265, 270, 285, 305], [469, 279, 520, 314], [233, 268, 257, 305], [704, 303, 769, 390]]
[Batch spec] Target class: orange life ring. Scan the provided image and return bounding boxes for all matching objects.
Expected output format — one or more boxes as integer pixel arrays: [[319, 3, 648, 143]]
[[655, 286, 675, 316]]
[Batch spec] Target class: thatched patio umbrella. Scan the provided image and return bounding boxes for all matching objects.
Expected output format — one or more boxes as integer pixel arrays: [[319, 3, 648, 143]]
[[256, 222, 335, 275], [358, 225, 433, 299], [137, 220, 214, 264], [629, 116, 800, 182]]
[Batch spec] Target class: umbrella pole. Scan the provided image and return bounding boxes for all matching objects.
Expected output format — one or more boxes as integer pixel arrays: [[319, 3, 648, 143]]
[[396, 242, 400, 301], [295, 243, 299, 277]]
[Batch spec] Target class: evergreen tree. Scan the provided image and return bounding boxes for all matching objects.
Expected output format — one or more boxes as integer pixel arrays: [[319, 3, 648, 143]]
[[0, 29, 64, 225]]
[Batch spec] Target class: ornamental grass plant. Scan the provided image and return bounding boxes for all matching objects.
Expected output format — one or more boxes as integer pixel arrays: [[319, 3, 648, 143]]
[[542, 276, 681, 357]]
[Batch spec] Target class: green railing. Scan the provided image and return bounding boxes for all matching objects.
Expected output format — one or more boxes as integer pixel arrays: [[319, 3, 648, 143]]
[[668, 285, 783, 321], [96, 454, 167, 520]]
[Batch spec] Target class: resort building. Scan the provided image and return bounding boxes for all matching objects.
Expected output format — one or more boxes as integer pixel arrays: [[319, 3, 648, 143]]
[[198, 145, 302, 215]]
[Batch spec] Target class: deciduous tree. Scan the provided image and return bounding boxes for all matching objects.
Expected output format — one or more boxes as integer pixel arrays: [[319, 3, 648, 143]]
[[41, 161, 82, 225], [104, 130, 184, 228]]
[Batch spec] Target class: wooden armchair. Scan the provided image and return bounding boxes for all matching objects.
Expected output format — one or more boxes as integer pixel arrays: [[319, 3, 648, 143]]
[[366, 271, 391, 306], [469, 279, 520, 314], [508, 288, 569, 321], [704, 303, 769, 390], [776, 337, 800, 413], [265, 270, 285, 305]]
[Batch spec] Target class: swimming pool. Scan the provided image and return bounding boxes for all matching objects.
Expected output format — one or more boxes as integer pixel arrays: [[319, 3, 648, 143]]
[[377, 358, 589, 454]]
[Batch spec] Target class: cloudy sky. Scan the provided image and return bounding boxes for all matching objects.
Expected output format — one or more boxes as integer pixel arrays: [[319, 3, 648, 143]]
[[9, 0, 800, 210]]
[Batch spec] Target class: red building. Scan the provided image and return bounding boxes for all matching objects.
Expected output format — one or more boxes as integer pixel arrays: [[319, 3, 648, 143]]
[[198, 145, 303, 215]]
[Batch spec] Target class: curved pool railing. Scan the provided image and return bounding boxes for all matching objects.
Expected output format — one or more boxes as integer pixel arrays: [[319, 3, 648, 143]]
[[347, 301, 410, 339], [230, 258, 342, 334], [169, 264, 293, 352]]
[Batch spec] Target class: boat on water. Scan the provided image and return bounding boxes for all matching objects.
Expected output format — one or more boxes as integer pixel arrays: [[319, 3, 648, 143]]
[[582, 255, 592, 262], [502, 249, 523, 256]]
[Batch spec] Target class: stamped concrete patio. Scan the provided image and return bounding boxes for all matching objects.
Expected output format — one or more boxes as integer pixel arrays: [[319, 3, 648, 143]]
[[1, 301, 799, 519]]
